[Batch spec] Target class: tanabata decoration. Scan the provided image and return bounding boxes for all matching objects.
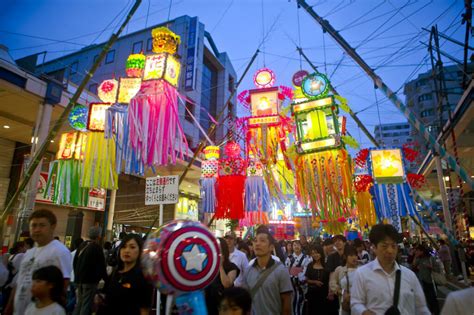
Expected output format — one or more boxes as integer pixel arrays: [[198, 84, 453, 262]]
[[98, 79, 118, 103], [45, 131, 89, 207], [125, 53, 146, 78], [215, 141, 246, 220], [353, 174, 377, 228], [129, 27, 187, 167], [200, 146, 219, 214], [243, 158, 271, 225], [82, 103, 118, 189], [291, 73, 356, 234], [268, 220, 295, 240], [141, 220, 220, 315], [68, 104, 88, 131], [355, 147, 426, 232]]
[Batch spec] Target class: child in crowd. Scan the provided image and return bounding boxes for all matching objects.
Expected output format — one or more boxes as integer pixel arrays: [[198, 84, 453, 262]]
[[218, 287, 252, 315], [25, 266, 66, 315]]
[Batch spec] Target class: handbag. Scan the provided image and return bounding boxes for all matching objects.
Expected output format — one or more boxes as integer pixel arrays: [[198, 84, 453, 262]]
[[384, 269, 401, 315]]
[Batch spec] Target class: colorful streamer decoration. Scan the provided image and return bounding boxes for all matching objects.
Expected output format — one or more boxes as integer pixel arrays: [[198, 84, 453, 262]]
[[68, 104, 88, 131], [82, 103, 118, 189], [200, 146, 219, 214], [243, 159, 271, 225], [129, 27, 187, 167], [45, 131, 89, 207], [215, 141, 246, 220]]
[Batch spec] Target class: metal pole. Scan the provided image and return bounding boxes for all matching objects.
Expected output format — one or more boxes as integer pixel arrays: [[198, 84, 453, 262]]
[[106, 189, 117, 241], [159, 204, 164, 226], [296, 0, 474, 190], [1, 0, 142, 220], [297, 47, 380, 147], [435, 156, 453, 231]]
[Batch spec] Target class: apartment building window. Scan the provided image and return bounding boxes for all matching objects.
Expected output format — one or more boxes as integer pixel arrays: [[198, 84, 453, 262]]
[[415, 79, 428, 87], [70, 62, 78, 75], [132, 41, 143, 54], [185, 99, 195, 123], [147, 38, 153, 52], [418, 93, 433, 102], [420, 109, 434, 117], [88, 83, 98, 94], [105, 50, 115, 64]]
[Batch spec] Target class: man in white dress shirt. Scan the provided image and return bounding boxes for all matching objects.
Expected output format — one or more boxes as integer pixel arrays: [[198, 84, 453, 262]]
[[350, 223, 430, 315], [225, 231, 248, 287]]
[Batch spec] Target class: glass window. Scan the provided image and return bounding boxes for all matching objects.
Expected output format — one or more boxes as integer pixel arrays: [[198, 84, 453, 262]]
[[200, 58, 218, 140], [132, 41, 143, 54], [105, 50, 115, 64], [185, 99, 195, 123], [147, 38, 153, 52], [70, 62, 78, 75]]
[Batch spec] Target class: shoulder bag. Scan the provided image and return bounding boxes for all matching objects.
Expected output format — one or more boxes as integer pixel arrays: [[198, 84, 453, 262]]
[[384, 269, 401, 315], [249, 262, 279, 298]]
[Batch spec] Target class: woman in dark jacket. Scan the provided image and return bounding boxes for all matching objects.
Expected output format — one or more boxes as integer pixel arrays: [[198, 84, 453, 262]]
[[99, 234, 153, 315]]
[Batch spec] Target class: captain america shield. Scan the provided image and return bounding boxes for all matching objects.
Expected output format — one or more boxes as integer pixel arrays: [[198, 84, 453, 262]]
[[160, 225, 220, 292]]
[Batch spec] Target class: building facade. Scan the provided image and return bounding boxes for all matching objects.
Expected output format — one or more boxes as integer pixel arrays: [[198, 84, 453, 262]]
[[37, 15, 237, 148], [374, 122, 412, 147], [403, 63, 473, 159]]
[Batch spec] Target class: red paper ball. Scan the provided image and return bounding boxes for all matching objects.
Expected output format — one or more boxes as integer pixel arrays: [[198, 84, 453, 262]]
[[224, 141, 241, 158]]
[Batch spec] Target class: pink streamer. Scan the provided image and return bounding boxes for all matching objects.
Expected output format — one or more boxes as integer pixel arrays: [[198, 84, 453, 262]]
[[129, 80, 188, 166]]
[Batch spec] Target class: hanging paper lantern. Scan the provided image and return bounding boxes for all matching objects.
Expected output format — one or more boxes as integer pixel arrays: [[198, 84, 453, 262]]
[[301, 73, 330, 99], [200, 146, 219, 214], [125, 53, 146, 78], [68, 104, 88, 131], [151, 27, 181, 54], [203, 146, 220, 160], [45, 131, 89, 207], [98, 79, 118, 103], [117, 77, 142, 104], [143, 53, 181, 87], [82, 103, 118, 189], [243, 159, 270, 225], [370, 149, 405, 184], [224, 141, 241, 159], [253, 68, 276, 89]]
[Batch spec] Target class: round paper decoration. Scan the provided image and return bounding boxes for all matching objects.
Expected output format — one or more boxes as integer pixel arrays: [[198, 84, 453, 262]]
[[126, 53, 146, 78], [98, 79, 118, 103], [292, 70, 309, 87], [141, 220, 220, 294], [68, 104, 88, 131], [203, 146, 220, 160], [253, 68, 275, 89], [301, 73, 330, 99], [224, 141, 241, 158]]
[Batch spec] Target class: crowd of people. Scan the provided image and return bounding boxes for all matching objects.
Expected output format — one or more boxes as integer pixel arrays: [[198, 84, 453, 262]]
[[0, 208, 472, 315]]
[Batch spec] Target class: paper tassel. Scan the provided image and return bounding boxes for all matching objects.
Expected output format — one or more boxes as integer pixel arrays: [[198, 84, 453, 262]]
[[81, 132, 118, 189], [106, 104, 144, 175], [200, 177, 216, 213], [129, 80, 187, 167], [355, 191, 377, 228], [239, 212, 269, 227], [215, 176, 246, 220], [244, 176, 271, 212], [45, 159, 89, 207]]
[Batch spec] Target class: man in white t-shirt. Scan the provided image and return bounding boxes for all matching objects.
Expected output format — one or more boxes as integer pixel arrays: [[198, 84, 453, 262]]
[[4, 209, 72, 315], [224, 231, 248, 287]]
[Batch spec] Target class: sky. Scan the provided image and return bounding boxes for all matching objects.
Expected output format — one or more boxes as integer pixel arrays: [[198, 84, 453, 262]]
[[0, 0, 468, 149]]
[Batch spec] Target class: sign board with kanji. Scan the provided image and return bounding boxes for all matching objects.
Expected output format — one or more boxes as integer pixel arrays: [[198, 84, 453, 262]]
[[145, 175, 179, 205]]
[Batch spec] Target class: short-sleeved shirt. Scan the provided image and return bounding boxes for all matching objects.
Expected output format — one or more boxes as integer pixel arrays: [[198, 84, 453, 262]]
[[14, 240, 72, 315], [25, 302, 66, 315], [243, 258, 293, 315], [229, 248, 248, 287], [102, 265, 153, 315]]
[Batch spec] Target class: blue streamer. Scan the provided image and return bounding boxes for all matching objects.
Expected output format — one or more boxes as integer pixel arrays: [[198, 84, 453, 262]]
[[244, 176, 271, 212], [200, 177, 216, 213]]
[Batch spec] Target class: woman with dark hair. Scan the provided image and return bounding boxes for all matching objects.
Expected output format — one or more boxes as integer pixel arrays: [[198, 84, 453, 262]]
[[206, 238, 240, 315], [219, 287, 252, 315], [413, 244, 440, 315], [330, 245, 359, 315], [98, 234, 153, 315], [304, 245, 331, 315]]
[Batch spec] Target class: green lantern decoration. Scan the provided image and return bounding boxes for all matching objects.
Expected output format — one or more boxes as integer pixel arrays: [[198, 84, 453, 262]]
[[126, 53, 146, 78]]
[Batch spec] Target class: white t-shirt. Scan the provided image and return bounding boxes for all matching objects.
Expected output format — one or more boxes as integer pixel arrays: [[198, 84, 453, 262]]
[[229, 248, 249, 287], [25, 302, 66, 315], [13, 240, 72, 315], [8, 253, 25, 288]]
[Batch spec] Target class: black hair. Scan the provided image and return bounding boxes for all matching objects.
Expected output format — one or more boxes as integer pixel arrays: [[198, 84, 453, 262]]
[[439, 239, 446, 245], [322, 238, 334, 247], [353, 238, 364, 248], [119, 231, 127, 239], [72, 238, 84, 251], [28, 209, 57, 226], [117, 233, 143, 271], [9, 242, 25, 255], [416, 244, 431, 257], [292, 240, 302, 246], [344, 245, 358, 258], [103, 241, 112, 250], [332, 235, 347, 243], [220, 287, 252, 314], [309, 245, 325, 267], [369, 224, 401, 246], [24, 238, 34, 248], [218, 237, 231, 267], [32, 266, 65, 307]]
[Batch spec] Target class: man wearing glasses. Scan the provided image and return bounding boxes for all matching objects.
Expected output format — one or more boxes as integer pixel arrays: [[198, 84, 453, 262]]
[[5, 209, 72, 315]]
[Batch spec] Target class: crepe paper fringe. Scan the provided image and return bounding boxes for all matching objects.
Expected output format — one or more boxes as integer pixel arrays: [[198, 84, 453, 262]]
[[45, 159, 89, 207], [215, 175, 246, 220], [200, 177, 216, 214], [105, 104, 144, 175], [129, 80, 187, 167], [81, 132, 118, 190], [239, 211, 269, 227], [355, 191, 377, 229], [244, 176, 271, 212]]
